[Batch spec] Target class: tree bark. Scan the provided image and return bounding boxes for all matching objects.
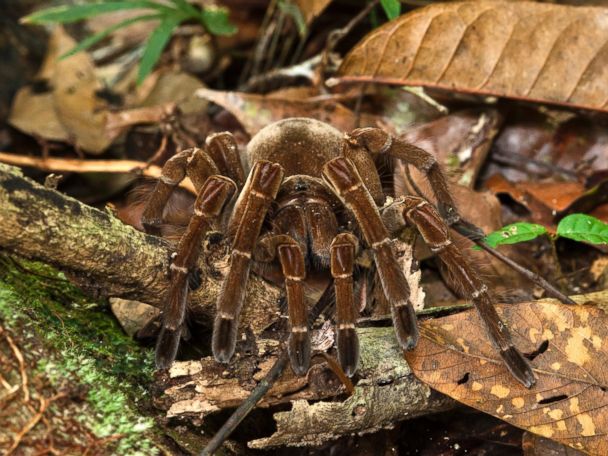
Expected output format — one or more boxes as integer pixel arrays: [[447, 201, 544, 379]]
[[156, 327, 453, 450]]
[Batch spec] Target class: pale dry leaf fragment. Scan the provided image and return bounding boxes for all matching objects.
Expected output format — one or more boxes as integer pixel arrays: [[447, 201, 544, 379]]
[[195, 87, 376, 136], [338, 1, 608, 112], [405, 290, 608, 455], [8, 27, 117, 154], [50, 28, 114, 154]]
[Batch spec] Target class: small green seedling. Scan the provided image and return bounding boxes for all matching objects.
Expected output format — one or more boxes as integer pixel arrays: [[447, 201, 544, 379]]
[[22, 0, 237, 84], [476, 213, 608, 249], [380, 0, 401, 20]]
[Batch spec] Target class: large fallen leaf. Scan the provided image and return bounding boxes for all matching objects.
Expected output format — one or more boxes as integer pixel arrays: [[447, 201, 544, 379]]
[[405, 291, 608, 455], [337, 1, 608, 112]]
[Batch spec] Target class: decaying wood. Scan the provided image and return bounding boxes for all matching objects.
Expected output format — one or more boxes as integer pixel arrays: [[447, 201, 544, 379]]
[[157, 327, 453, 449], [0, 163, 280, 332]]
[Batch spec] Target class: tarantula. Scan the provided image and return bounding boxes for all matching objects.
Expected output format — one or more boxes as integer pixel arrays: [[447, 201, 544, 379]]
[[141, 117, 535, 388]]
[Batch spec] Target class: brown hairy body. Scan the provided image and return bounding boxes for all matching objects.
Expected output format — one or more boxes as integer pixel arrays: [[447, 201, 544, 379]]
[[141, 117, 535, 388]]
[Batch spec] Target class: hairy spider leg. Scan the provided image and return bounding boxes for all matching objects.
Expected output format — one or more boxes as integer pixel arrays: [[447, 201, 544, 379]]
[[142, 133, 245, 235], [155, 175, 236, 369], [258, 234, 311, 375], [205, 132, 246, 188], [212, 161, 284, 363], [322, 156, 419, 352], [330, 233, 360, 377], [346, 128, 461, 226], [279, 242, 310, 375], [399, 195, 536, 388]]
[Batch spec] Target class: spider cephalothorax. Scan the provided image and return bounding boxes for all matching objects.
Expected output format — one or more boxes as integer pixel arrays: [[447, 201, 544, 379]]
[[142, 117, 535, 388]]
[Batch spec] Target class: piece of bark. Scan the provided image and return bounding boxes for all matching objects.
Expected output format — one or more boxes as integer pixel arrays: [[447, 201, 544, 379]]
[[0, 163, 280, 332], [157, 327, 453, 449]]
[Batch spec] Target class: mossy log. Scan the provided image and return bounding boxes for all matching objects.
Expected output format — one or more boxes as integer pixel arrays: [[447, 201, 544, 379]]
[[0, 163, 280, 333], [0, 255, 165, 454]]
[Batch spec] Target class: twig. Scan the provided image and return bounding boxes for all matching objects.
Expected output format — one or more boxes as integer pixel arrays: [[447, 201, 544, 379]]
[[470, 239, 576, 304], [201, 285, 335, 455], [315, 352, 355, 396], [239, 55, 323, 92], [6, 393, 65, 455], [200, 350, 289, 456], [320, 0, 379, 88], [0, 151, 196, 194], [324, 0, 380, 55], [5, 334, 29, 403], [491, 151, 578, 180]]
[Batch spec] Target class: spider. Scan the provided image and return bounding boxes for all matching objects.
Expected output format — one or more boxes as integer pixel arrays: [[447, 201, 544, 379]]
[[141, 117, 535, 388]]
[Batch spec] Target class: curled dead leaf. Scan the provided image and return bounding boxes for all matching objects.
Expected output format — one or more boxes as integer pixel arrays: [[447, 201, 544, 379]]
[[337, 1, 608, 112], [405, 291, 608, 455]]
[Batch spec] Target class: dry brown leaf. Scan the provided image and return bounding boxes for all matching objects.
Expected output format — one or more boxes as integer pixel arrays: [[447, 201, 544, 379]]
[[490, 110, 608, 183], [8, 89, 69, 143], [295, 0, 332, 24], [485, 174, 608, 227], [8, 27, 116, 154], [337, 1, 608, 112], [196, 87, 376, 136], [401, 109, 502, 189], [404, 291, 608, 455], [486, 175, 585, 214], [49, 27, 113, 153]]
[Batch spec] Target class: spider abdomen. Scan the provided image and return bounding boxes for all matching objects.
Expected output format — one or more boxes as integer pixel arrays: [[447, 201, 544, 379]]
[[246, 118, 343, 178]]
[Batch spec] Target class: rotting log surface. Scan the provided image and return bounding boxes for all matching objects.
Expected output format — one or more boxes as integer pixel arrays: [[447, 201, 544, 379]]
[[158, 327, 453, 449], [0, 163, 280, 331]]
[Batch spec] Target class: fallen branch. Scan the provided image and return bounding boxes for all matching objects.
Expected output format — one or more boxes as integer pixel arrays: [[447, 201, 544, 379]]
[[157, 327, 453, 450], [0, 163, 280, 331]]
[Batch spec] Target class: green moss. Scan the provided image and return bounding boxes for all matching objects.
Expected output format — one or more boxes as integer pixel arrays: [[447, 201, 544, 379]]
[[0, 255, 159, 455]]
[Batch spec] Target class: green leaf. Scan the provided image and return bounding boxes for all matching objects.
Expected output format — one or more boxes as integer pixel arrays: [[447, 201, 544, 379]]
[[23, 1, 175, 24], [137, 14, 181, 84], [200, 6, 237, 36], [380, 0, 401, 20], [556, 214, 608, 244], [480, 222, 548, 248], [171, 0, 200, 17], [60, 14, 161, 59]]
